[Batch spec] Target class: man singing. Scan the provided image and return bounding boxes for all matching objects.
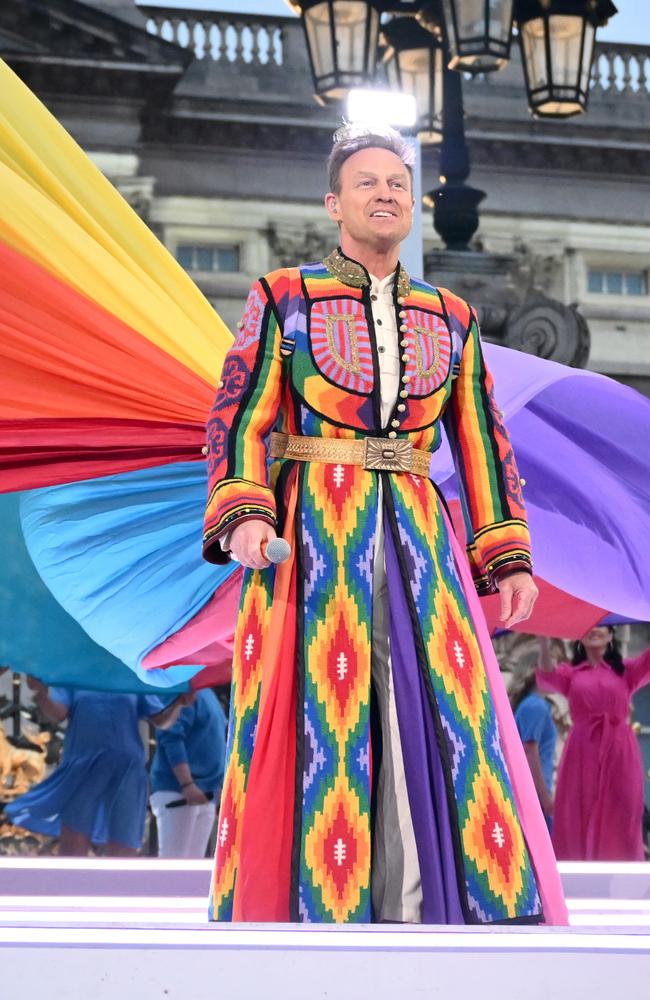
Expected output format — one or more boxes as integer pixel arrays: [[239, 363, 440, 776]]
[[203, 124, 566, 925]]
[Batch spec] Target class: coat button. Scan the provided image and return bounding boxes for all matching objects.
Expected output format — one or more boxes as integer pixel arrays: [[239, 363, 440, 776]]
[[388, 431, 397, 439], [401, 353, 409, 362], [201, 445, 208, 456], [399, 310, 407, 318], [378, 345, 385, 353], [399, 324, 408, 333], [400, 339, 408, 348], [391, 419, 400, 428], [397, 403, 406, 412], [400, 389, 409, 398], [402, 375, 410, 383]]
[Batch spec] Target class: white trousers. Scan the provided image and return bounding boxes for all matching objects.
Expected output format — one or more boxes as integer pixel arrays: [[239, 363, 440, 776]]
[[150, 791, 217, 859]]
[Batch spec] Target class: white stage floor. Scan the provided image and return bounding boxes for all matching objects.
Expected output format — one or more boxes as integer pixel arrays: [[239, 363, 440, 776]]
[[0, 859, 648, 999]]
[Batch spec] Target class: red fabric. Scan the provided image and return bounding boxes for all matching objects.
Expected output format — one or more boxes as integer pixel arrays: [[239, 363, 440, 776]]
[[481, 579, 605, 641], [0, 240, 213, 423], [233, 479, 299, 921], [0, 418, 205, 491]]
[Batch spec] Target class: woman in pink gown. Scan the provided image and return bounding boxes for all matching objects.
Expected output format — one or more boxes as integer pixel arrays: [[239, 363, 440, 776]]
[[537, 627, 650, 860]]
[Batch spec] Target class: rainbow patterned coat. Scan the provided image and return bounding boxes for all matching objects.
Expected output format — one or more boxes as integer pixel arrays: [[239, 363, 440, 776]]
[[203, 248, 547, 925]]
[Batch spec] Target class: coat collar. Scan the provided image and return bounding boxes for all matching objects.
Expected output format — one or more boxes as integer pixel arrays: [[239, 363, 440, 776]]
[[323, 246, 412, 300]]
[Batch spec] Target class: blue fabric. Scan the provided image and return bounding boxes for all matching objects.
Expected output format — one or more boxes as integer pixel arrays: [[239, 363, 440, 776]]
[[0, 492, 193, 694], [515, 693, 557, 795], [20, 462, 239, 687], [6, 690, 166, 847], [150, 690, 227, 795]]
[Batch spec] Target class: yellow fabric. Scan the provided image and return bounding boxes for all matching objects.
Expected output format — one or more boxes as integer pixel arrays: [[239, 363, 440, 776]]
[[0, 59, 232, 383]]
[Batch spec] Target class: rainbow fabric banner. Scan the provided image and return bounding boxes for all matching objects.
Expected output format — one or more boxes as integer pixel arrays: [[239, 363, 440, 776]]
[[0, 58, 649, 693]]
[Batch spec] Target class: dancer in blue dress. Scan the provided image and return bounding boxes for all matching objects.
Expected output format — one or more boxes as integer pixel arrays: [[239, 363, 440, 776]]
[[6, 680, 191, 855]]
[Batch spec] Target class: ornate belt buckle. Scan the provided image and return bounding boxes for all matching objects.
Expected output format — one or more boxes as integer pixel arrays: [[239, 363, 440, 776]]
[[363, 437, 413, 472]]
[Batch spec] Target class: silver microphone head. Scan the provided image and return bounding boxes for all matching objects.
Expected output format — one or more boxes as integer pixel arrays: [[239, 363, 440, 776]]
[[264, 538, 291, 564]]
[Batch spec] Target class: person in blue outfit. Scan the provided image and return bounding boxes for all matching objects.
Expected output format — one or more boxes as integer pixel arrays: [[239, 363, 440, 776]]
[[511, 672, 557, 828], [150, 688, 227, 858], [6, 679, 190, 856]]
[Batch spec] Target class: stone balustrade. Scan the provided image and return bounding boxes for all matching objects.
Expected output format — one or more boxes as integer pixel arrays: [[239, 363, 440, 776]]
[[592, 43, 649, 94], [143, 6, 285, 65]]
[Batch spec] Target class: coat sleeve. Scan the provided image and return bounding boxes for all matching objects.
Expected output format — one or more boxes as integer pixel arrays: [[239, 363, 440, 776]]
[[202, 277, 284, 565], [624, 647, 650, 694], [442, 293, 532, 595]]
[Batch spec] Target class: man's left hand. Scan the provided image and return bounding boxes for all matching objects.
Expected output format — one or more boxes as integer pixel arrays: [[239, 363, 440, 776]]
[[497, 572, 539, 629]]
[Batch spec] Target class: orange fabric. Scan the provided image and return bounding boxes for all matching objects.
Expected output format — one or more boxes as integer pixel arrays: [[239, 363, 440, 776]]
[[0, 241, 214, 423]]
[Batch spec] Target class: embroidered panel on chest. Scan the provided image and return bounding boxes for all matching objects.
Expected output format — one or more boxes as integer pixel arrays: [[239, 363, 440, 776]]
[[402, 308, 452, 397], [309, 298, 374, 394]]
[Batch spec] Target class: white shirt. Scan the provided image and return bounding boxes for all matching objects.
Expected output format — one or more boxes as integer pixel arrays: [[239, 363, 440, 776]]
[[369, 271, 400, 427]]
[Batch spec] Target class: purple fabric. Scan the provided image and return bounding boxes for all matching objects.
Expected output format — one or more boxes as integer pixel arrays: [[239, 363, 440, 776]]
[[430, 345, 650, 621], [384, 517, 465, 924]]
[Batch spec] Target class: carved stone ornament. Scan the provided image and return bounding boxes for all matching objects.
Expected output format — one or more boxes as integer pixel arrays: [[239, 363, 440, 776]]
[[113, 176, 155, 220], [503, 294, 590, 368], [265, 223, 332, 270]]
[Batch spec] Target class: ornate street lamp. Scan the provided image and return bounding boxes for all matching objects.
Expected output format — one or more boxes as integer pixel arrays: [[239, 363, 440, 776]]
[[382, 16, 444, 142], [288, 0, 618, 246], [516, 0, 618, 117], [287, 1, 383, 103], [436, 0, 516, 74]]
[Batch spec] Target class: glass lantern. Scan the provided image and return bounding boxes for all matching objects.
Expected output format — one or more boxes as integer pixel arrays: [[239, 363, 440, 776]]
[[383, 16, 444, 142], [436, 0, 515, 74], [290, 0, 383, 102], [516, 0, 618, 117]]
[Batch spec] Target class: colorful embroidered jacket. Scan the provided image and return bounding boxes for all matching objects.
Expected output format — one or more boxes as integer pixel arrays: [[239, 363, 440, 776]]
[[203, 249, 531, 594]]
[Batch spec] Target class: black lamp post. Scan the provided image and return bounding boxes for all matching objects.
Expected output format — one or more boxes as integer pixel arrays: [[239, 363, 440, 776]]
[[288, 0, 618, 247]]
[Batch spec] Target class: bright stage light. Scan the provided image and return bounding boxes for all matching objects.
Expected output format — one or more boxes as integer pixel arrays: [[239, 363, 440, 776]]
[[346, 88, 417, 129]]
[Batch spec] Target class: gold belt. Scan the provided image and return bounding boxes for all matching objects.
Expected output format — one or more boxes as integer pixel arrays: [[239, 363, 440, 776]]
[[270, 431, 431, 476]]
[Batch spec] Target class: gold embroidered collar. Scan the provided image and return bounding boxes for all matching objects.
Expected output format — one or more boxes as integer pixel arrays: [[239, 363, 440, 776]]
[[323, 247, 411, 300]]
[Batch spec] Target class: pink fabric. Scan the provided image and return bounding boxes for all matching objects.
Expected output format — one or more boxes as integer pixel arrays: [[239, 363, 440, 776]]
[[537, 650, 650, 861], [141, 570, 241, 675], [443, 508, 569, 925]]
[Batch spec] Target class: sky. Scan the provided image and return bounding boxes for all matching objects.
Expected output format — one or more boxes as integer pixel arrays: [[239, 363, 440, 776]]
[[137, 0, 650, 45]]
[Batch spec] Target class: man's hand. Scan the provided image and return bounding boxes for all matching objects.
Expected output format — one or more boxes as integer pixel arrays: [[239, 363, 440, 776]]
[[183, 782, 209, 806], [497, 572, 539, 629], [230, 519, 278, 570], [26, 676, 48, 697]]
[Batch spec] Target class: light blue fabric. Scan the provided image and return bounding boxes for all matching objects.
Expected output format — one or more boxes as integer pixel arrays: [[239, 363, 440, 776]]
[[515, 692, 557, 795], [5, 689, 167, 847], [0, 491, 192, 694], [150, 690, 227, 796], [20, 462, 238, 686]]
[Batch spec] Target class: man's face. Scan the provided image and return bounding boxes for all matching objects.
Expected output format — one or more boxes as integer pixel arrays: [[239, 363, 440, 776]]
[[325, 146, 414, 253]]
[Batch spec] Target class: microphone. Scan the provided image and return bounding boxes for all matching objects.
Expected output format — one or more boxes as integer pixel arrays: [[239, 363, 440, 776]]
[[262, 537, 291, 564]]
